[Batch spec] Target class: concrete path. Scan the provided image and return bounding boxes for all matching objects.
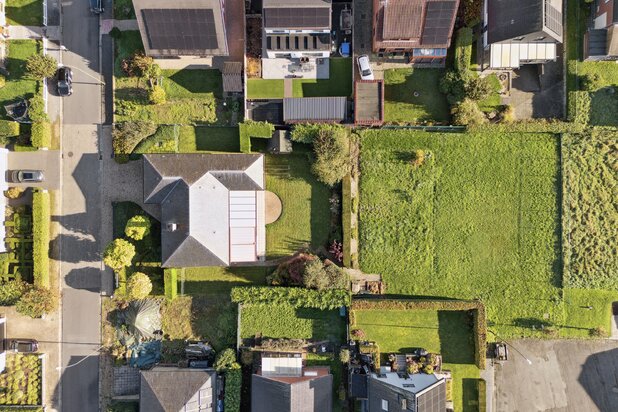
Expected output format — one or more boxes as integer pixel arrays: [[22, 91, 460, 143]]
[[7, 25, 61, 41], [480, 359, 495, 412], [100, 19, 138, 34], [8, 150, 61, 190]]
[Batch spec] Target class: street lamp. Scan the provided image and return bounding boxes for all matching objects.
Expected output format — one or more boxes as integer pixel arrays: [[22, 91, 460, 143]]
[[56, 344, 105, 371], [57, 63, 106, 86]]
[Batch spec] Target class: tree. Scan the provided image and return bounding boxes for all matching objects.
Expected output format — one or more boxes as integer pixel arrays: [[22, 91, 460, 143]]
[[131, 53, 154, 76], [16, 286, 57, 318], [464, 75, 493, 101], [439, 70, 467, 104], [4, 187, 25, 199], [26, 54, 58, 79], [451, 99, 487, 126], [125, 215, 151, 241], [112, 121, 157, 154], [103, 239, 135, 272], [127, 272, 152, 300], [214, 348, 241, 372], [148, 85, 166, 105], [311, 127, 350, 186], [302, 259, 330, 291]]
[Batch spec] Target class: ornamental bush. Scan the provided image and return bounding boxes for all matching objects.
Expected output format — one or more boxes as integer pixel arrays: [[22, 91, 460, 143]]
[[148, 85, 166, 105], [16, 286, 57, 318], [0, 120, 20, 139], [103, 239, 136, 272], [112, 121, 157, 154], [125, 215, 151, 240], [214, 348, 240, 372], [0, 280, 29, 305], [28, 96, 48, 122], [26, 54, 58, 79], [451, 99, 487, 126], [4, 187, 25, 199], [223, 369, 241, 412], [32, 190, 51, 288], [126, 272, 152, 300], [31, 121, 52, 148], [311, 126, 350, 186]]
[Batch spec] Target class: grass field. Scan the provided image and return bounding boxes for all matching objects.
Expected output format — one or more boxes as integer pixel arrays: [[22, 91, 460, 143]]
[[181, 266, 270, 295], [383, 68, 450, 124], [6, 0, 43, 26], [0, 41, 40, 118], [265, 152, 331, 258], [178, 126, 239, 152], [358, 130, 566, 337], [353, 308, 480, 412]]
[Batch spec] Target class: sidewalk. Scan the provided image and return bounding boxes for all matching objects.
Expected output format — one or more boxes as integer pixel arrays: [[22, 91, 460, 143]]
[[100, 19, 138, 34], [7, 25, 61, 41]]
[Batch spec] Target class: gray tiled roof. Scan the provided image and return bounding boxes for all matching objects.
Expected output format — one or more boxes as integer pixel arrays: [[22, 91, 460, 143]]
[[140, 367, 216, 412], [251, 374, 333, 412], [283, 97, 348, 123]]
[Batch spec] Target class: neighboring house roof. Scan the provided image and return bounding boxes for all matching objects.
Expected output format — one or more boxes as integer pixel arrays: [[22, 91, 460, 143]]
[[368, 372, 446, 412], [140, 367, 217, 412], [486, 0, 562, 44], [262, 0, 331, 30], [143, 154, 265, 267], [251, 368, 333, 412], [283, 97, 348, 123], [223, 62, 243, 93], [132, 0, 228, 57], [354, 80, 384, 126], [587, 28, 609, 57]]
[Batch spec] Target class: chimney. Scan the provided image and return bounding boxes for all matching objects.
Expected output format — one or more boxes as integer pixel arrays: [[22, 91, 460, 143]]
[[167, 222, 177, 232]]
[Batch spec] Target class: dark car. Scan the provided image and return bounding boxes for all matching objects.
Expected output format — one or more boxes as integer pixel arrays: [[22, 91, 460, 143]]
[[57, 67, 73, 96], [6, 339, 39, 353], [90, 0, 103, 13], [11, 170, 44, 183]]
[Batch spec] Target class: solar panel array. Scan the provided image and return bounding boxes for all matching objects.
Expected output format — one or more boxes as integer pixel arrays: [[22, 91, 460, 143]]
[[415, 381, 446, 412], [544, 0, 562, 37], [421, 1, 457, 45], [142, 9, 219, 51], [263, 7, 330, 29]]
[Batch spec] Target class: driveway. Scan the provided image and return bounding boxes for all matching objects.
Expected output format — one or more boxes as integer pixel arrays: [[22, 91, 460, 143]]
[[7, 151, 61, 190], [494, 339, 618, 412]]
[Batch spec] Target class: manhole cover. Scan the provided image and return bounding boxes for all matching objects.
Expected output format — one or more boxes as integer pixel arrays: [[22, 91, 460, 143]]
[[67, 151, 73, 157]]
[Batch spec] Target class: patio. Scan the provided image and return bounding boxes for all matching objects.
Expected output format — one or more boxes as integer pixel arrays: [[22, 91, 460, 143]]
[[262, 58, 330, 80]]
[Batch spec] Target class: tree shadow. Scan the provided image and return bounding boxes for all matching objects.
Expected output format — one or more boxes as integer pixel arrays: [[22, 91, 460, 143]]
[[6, 3, 43, 26], [462, 378, 480, 412], [512, 317, 554, 330], [64, 267, 101, 292], [168, 69, 223, 98], [437, 311, 476, 365], [589, 88, 618, 126], [49, 234, 99, 263]]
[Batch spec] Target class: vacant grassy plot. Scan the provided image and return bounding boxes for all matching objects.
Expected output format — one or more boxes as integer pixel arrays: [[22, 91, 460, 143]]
[[178, 126, 239, 152], [353, 308, 480, 412], [240, 303, 345, 343], [6, 0, 42, 26], [383, 68, 450, 124], [359, 130, 563, 337], [265, 152, 331, 258], [563, 288, 618, 338], [562, 132, 618, 289], [0, 41, 40, 117]]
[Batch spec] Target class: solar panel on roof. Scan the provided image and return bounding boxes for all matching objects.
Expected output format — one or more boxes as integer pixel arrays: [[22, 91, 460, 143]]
[[420, 1, 457, 45], [263, 7, 329, 28], [142, 8, 219, 52]]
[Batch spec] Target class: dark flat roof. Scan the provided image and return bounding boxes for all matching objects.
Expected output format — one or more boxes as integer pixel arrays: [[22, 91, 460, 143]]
[[142, 8, 219, 51], [487, 0, 542, 43], [263, 7, 330, 29], [354, 81, 383, 125]]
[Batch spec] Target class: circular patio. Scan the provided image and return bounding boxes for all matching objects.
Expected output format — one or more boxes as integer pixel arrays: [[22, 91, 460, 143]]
[[265, 191, 282, 224]]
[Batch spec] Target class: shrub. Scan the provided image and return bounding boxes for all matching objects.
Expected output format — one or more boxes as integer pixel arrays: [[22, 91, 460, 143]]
[[411, 149, 426, 168], [4, 187, 25, 199], [214, 348, 240, 372], [303, 259, 331, 291], [16, 287, 57, 318], [28, 96, 48, 122], [103, 239, 136, 272], [311, 126, 350, 186], [454, 27, 473, 72], [148, 85, 166, 105], [0, 74, 5, 88], [31, 121, 52, 148], [351, 329, 366, 339], [465, 75, 493, 101], [0, 120, 20, 139], [423, 364, 434, 374], [439, 70, 467, 104], [580, 73, 603, 91], [32, 190, 51, 288], [126, 272, 152, 299], [589, 326, 607, 338], [0, 280, 29, 305], [339, 348, 350, 363], [451, 99, 487, 126], [500, 105, 516, 123], [164, 268, 178, 300], [26, 54, 58, 79], [462, 0, 483, 26], [124, 215, 151, 240], [130, 53, 154, 77], [239, 121, 274, 153], [290, 123, 326, 143], [223, 369, 241, 412], [567, 91, 591, 126], [231, 286, 350, 310], [112, 121, 157, 154]]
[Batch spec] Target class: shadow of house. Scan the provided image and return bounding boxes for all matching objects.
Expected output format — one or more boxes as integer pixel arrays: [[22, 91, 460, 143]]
[[437, 311, 476, 365], [578, 347, 618, 412], [168, 70, 223, 97], [64, 267, 102, 292]]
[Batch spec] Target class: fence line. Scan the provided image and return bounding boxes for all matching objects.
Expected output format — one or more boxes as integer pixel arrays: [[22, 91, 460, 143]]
[[42, 0, 48, 26]]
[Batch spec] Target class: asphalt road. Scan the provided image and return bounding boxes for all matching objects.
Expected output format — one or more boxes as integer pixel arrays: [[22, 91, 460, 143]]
[[58, 0, 104, 410]]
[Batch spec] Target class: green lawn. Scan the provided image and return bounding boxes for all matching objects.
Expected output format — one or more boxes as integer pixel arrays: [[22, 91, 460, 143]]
[[358, 130, 566, 338], [0, 41, 40, 118], [178, 126, 240, 152], [113, 0, 135, 19], [563, 289, 618, 338], [354, 308, 480, 412], [383, 68, 450, 124], [114, 31, 143, 77], [265, 152, 331, 258], [477, 74, 502, 112], [247, 79, 284, 99], [6, 0, 43, 26]]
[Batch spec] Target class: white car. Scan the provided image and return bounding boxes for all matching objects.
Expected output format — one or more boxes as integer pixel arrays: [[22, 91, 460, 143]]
[[357, 55, 374, 80]]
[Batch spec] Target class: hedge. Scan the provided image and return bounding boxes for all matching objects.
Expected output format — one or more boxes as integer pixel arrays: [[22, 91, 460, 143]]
[[478, 379, 487, 412], [223, 369, 241, 412], [567, 91, 591, 126], [31, 121, 52, 149], [239, 121, 274, 153], [454, 27, 473, 72], [0, 120, 20, 139], [342, 174, 352, 267], [231, 287, 350, 310], [351, 298, 487, 369], [164, 268, 178, 301], [32, 190, 50, 288]]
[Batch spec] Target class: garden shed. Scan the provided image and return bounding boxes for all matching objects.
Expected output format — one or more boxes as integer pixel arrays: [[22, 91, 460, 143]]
[[283, 97, 348, 124]]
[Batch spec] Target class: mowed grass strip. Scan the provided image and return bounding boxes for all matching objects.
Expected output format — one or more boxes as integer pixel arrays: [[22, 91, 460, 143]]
[[358, 130, 562, 337]]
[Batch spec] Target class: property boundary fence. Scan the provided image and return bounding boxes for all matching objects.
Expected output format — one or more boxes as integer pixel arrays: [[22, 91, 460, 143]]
[[43, 0, 48, 26]]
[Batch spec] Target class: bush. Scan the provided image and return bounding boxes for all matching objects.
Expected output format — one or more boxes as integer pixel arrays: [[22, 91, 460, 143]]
[[351, 329, 365, 339], [290, 123, 328, 143], [103, 239, 136, 272], [339, 348, 350, 363], [4, 187, 25, 199], [462, 0, 483, 26], [164, 268, 177, 300], [31, 121, 52, 148], [411, 149, 426, 168], [214, 348, 240, 372], [0, 280, 29, 305], [16, 287, 57, 318], [311, 126, 350, 186], [567, 91, 591, 126], [239, 121, 274, 153], [500, 105, 516, 123], [580, 73, 603, 91], [0, 120, 20, 139], [231, 286, 350, 310], [32, 190, 50, 288], [451, 99, 487, 126], [465, 75, 493, 101], [124, 215, 151, 241], [26, 54, 58, 79], [0, 74, 5, 88], [148, 85, 166, 105], [223, 369, 241, 412], [439, 70, 467, 104], [130, 53, 154, 77], [112, 121, 157, 154], [126, 272, 152, 299], [28, 96, 48, 122], [454, 27, 473, 72]]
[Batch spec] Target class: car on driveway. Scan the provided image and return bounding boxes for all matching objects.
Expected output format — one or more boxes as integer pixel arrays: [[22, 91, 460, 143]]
[[12, 170, 44, 183], [357, 55, 374, 80], [6, 338, 39, 353], [56, 67, 73, 97]]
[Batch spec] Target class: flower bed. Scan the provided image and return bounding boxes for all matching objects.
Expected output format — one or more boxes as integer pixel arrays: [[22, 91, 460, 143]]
[[0, 354, 42, 406]]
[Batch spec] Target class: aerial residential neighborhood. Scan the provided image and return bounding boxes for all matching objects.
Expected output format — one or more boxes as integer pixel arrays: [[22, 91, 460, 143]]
[[0, 0, 615, 411]]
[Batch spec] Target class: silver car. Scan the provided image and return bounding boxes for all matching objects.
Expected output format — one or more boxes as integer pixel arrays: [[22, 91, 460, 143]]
[[357, 54, 375, 81], [12, 170, 44, 183]]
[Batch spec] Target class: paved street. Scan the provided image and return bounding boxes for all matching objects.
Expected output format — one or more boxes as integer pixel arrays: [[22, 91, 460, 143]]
[[494, 339, 618, 412]]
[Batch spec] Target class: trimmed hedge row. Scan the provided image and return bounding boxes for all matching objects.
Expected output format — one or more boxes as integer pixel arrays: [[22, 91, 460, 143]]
[[454, 27, 473, 72], [342, 174, 352, 267], [470, 119, 584, 134], [32, 190, 50, 288], [164, 268, 178, 301], [239, 121, 274, 153], [478, 379, 487, 412], [223, 368, 241, 412], [231, 287, 350, 310], [31, 121, 51, 149], [351, 298, 487, 369], [0, 120, 20, 139], [567, 91, 591, 126]]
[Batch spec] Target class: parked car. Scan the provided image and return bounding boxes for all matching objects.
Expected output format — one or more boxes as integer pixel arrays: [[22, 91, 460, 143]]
[[56, 67, 73, 97], [11, 170, 44, 183], [89, 0, 103, 14], [6, 339, 39, 353], [357, 55, 374, 80]]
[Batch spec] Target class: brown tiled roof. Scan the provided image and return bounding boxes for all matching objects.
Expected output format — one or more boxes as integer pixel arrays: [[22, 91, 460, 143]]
[[382, 0, 423, 40]]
